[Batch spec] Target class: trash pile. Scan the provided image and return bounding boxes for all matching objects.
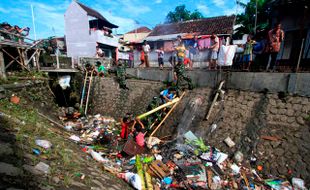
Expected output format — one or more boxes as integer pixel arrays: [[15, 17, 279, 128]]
[[62, 114, 308, 190]]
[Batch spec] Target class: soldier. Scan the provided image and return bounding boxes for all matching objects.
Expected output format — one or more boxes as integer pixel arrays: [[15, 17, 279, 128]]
[[174, 60, 193, 92], [174, 39, 193, 92], [116, 62, 129, 90]]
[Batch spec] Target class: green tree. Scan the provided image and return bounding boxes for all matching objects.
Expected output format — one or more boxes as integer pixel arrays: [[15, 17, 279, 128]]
[[234, 0, 271, 37], [165, 5, 204, 23]]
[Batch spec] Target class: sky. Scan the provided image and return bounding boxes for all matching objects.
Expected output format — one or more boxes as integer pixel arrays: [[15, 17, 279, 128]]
[[0, 0, 248, 40]]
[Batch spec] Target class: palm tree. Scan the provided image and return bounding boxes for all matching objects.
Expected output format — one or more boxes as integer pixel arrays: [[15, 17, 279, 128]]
[[234, 0, 271, 38]]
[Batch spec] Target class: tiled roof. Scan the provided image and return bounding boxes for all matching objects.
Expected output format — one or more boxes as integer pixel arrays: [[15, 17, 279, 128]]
[[126, 27, 152, 34], [269, 0, 309, 6], [148, 15, 235, 37], [77, 2, 118, 28]]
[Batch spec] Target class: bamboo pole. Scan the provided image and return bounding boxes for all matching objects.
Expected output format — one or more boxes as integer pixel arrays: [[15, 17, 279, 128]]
[[137, 97, 180, 120], [205, 81, 225, 120], [84, 70, 94, 115], [149, 92, 186, 138], [0, 29, 36, 42], [79, 71, 88, 109]]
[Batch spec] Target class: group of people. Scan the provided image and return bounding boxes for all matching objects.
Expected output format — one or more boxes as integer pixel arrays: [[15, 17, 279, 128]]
[[119, 87, 177, 152], [241, 23, 285, 71], [137, 33, 220, 71], [0, 22, 30, 43]]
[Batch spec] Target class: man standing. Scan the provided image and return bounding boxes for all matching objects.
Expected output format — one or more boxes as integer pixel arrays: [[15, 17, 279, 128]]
[[142, 41, 150, 67], [174, 58, 193, 92], [116, 62, 128, 90], [268, 23, 284, 71], [175, 41, 186, 64], [208, 33, 219, 70]]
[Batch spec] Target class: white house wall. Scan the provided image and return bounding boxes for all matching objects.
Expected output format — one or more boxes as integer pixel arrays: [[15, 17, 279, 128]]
[[65, 1, 96, 60]]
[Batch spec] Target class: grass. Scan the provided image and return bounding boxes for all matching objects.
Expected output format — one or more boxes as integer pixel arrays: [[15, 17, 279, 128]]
[[0, 97, 81, 188]]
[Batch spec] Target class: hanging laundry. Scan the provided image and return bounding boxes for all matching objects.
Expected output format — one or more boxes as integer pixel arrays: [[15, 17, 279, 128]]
[[218, 45, 237, 66], [164, 41, 174, 52], [198, 38, 211, 50]]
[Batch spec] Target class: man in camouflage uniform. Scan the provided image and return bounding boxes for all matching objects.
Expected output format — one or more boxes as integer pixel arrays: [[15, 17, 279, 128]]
[[174, 62, 193, 92], [173, 37, 193, 92], [116, 62, 129, 90]]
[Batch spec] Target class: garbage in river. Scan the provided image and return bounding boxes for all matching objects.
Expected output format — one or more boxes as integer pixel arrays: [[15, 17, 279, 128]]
[[35, 139, 52, 149], [61, 112, 308, 190]]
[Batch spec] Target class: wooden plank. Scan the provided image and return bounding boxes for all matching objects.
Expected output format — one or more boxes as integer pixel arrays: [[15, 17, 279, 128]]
[[0, 49, 6, 80], [261, 136, 281, 141], [36, 50, 41, 70], [25, 49, 39, 66]]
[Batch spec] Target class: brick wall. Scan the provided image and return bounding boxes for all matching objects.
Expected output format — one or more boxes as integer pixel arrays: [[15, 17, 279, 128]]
[[91, 78, 163, 119]]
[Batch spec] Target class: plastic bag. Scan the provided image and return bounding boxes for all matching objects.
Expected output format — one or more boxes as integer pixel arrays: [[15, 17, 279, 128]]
[[35, 139, 52, 149], [58, 75, 71, 90], [125, 172, 142, 190], [90, 150, 108, 163], [292, 178, 306, 189]]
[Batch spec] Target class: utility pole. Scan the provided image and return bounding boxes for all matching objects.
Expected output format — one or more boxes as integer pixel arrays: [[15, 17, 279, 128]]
[[254, 0, 258, 34], [31, 4, 37, 40]]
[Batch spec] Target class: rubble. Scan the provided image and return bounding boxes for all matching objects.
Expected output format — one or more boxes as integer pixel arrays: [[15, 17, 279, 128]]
[[61, 111, 308, 190]]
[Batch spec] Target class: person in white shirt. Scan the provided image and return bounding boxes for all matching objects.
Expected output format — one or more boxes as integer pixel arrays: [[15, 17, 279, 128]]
[[208, 33, 219, 70], [142, 40, 150, 67], [96, 46, 104, 58]]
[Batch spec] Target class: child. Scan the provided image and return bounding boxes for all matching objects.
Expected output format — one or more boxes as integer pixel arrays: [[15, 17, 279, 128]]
[[160, 88, 175, 104], [132, 118, 145, 147], [243, 35, 256, 71], [120, 116, 130, 139], [155, 47, 164, 69], [138, 50, 145, 67], [96, 61, 106, 77]]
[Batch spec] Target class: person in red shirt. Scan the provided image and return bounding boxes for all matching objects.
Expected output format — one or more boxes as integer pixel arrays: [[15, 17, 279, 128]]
[[268, 23, 284, 71], [138, 50, 145, 67], [120, 117, 130, 139]]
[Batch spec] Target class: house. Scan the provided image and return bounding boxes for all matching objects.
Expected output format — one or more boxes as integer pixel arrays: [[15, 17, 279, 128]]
[[50, 37, 66, 55], [123, 26, 152, 43], [141, 15, 235, 67], [269, 0, 310, 71], [64, 1, 119, 64]]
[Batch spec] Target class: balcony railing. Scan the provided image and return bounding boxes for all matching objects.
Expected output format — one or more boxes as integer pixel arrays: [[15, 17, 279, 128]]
[[90, 30, 118, 47]]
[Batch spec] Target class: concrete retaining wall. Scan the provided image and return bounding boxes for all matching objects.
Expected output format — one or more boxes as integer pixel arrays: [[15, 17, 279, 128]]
[[91, 78, 163, 118], [127, 68, 310, 97]]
